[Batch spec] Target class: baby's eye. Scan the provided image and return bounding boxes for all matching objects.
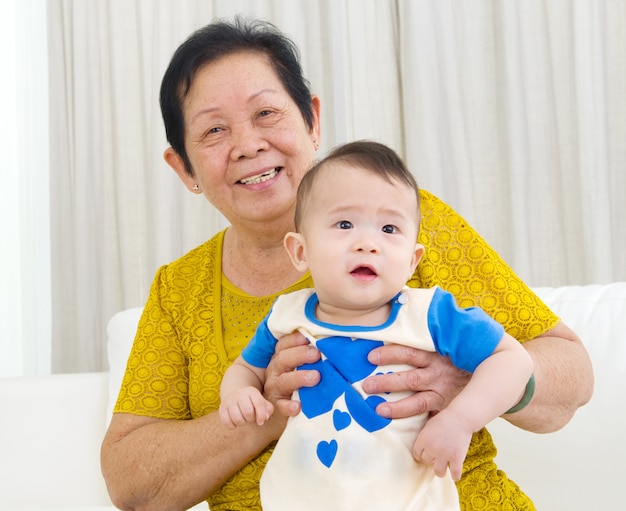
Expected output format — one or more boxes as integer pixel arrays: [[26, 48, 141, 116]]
[[382, 224, 398, 234], [337, 220, 353, 230]]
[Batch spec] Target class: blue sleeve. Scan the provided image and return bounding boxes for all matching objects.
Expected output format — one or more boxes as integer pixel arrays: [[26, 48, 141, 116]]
[[427, 288, 505, 373], [241, 314, 279, 369]]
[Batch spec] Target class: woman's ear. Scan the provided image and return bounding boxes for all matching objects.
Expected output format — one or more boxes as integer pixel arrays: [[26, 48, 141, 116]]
[[284, 232, 309, 272], [310, 95, 322, 145], [164, 147, 201, 193]]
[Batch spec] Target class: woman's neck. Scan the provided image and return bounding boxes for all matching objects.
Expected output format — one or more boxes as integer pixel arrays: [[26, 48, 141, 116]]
[[222, 226, 304, 297]]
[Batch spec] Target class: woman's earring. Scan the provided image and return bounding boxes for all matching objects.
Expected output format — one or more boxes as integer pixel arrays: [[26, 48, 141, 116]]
[[313, 140, 319, 150], [192, 184, 199, 191]]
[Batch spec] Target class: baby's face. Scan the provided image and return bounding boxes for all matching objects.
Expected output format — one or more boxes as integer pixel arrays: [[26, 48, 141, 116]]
[[299, 163, 421, 314]]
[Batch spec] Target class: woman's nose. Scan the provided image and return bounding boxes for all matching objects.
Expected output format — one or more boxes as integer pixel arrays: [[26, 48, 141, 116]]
[[229, 122, 268, 160]]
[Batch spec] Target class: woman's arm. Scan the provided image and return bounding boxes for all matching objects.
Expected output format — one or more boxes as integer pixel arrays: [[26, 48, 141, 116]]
[[505, 321, 593, 432], [101, 411, 281, 511], [101, 332, 320, 511], [362, 321, 593, 433]]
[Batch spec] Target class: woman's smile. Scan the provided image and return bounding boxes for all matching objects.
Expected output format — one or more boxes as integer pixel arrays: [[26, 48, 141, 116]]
[[237, 167, 282, 185]]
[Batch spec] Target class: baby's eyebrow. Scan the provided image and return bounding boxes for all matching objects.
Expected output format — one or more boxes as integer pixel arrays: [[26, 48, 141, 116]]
[[326, 204, 358, 216]]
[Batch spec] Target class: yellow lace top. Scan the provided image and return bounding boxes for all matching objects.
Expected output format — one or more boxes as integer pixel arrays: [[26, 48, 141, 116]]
[[115, 189, 558, 511]]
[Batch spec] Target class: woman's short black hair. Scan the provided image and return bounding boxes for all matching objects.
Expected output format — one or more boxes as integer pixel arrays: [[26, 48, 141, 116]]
[[160, 16, 314, 175]]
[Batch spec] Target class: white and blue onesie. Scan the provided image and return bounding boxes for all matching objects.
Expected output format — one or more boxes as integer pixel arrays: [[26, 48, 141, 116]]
[[241, 286, 504, 511]]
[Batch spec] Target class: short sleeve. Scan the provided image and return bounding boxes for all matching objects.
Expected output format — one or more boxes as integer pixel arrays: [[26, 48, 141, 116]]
[[427, 287, 504, 372], [241, 315, 279, 369], [114, 264, 192, 419]]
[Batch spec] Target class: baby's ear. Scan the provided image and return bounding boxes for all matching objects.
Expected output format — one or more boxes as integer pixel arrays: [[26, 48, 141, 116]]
[[284, 232, 309, 272], [410, 243, 425, 276]]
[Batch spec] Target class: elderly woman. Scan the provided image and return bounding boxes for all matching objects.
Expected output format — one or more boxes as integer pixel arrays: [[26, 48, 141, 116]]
[[101, 17, 593, 511]]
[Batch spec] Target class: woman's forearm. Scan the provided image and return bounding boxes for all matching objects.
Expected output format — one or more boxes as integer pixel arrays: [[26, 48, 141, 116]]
[[504, 321, 594, 433], [101, 333, 318, 511], [101, 411, 280, 511]]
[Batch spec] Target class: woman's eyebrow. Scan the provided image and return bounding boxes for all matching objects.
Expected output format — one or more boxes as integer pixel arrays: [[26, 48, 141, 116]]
[[190, 88, 282, 124]]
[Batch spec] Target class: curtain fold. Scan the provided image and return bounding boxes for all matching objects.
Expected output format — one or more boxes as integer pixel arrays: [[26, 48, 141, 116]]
[[47, 0, 626, 372], [1, 0, 51, 376]]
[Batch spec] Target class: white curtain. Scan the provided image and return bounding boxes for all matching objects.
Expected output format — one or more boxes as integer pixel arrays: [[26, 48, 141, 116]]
[[46, 0, 626, 372], [1, 0, 51, 377]]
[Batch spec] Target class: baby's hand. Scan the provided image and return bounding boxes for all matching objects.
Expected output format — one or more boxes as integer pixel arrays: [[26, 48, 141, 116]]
[[219, 386, 275, 429], [412, 410, 472, 481]]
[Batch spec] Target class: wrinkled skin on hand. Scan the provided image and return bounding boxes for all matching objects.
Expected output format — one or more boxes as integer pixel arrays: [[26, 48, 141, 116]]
[[266, 337, 470, 427], [363, 344, 472, 418], [263, 332, 322, 424]]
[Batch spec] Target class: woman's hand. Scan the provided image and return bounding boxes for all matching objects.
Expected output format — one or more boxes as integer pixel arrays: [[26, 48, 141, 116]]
[[363, 344, 471, 418], [263, 332, 321, 419]]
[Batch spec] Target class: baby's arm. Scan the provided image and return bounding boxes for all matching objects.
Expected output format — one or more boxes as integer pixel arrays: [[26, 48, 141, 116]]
[[219, 355, 275, 429], [414, 333, 533, 480]]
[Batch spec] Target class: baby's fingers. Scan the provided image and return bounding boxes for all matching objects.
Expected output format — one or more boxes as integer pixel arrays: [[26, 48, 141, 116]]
[[218, 404, 244, 429], [430, 453, 463, 481], [432, 457, 451, 479], [251, 394, 275, 426], [414, 445, 460, 481], [447, 459, 463, 482]]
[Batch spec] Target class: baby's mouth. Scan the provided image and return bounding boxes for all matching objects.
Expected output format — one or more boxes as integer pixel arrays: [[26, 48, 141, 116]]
[[238, 167, 282, 185], [351, 266, 377, 277]]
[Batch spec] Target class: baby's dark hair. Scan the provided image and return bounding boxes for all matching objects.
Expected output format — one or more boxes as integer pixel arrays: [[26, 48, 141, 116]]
[[294, 140, 420, 231]]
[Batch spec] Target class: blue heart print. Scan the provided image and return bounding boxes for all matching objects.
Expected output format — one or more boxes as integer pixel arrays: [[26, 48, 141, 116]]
[[298, 359, 346, 418], [345, 391, 391, 432], [332, 409, 351, 431], [317, 439, 338, 468], [297, 337, 392, 468], [316, 336, 383, 383]]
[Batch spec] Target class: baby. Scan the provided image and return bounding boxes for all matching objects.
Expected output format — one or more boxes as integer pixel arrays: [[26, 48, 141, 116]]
[[219, 140, 534, 511]]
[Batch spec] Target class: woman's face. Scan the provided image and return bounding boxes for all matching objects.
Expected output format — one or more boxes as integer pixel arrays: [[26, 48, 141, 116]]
[[166, 51, 321, 230]]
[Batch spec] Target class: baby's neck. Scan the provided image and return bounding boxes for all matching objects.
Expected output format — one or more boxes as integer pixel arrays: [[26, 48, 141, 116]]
[[315, 301, 391, 327]]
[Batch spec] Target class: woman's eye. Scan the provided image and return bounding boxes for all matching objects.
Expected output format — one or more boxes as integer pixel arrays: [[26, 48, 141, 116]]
[[382, 224, 398, 234], [337, 220, 353, 230], [205, 126, 223, 136]]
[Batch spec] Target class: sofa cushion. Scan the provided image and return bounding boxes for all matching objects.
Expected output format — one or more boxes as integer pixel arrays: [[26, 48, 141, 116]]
[[489, 282, 626, 511], [0, 372, 113, 510]]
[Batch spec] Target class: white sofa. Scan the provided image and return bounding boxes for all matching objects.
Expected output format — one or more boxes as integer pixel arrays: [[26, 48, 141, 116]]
[[1, 283, 624, 511]]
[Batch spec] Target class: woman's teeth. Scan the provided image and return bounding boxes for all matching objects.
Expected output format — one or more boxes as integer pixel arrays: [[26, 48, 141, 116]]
[[239, 168, 280, 185]]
